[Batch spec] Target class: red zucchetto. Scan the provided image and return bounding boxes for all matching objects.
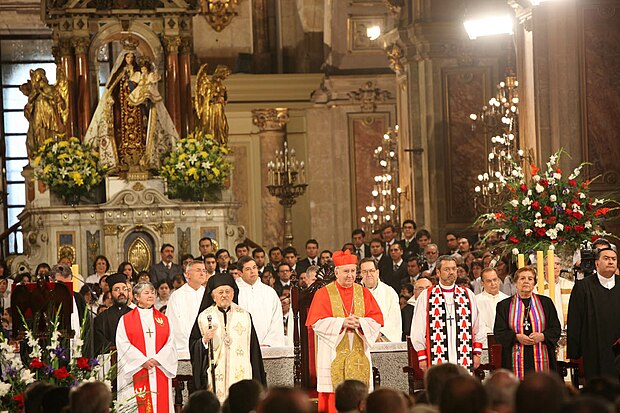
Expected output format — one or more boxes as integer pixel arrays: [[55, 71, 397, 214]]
[[332, 250, 358, 267]]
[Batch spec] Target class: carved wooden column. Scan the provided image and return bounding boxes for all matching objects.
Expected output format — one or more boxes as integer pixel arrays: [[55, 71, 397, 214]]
[[56, 39, 77, 138], [164, 36, 182, 134], [178, 37, 193, 136], [252, 108, 289, 247], [74, 37, 92, 139]]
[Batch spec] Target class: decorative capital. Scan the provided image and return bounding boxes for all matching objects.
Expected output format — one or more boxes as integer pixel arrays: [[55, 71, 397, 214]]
[[56, 38, 73, 57], [200, 0, 239, 32], [383, 0, 403, 14], [348, 81, 392, 113], [163, 36, 181, 53], [252, 108, 290, 132], [179, 37, 192, 54], [72, 37, 90, 55], [386, 43, 404, 74], [154, 222, 175, 235]]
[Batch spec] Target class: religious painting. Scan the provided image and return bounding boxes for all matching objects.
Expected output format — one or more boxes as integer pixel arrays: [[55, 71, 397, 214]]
[[200, 227, 220, 250], [348, 112, 392, 229], [56, 231, 76, 263], [442, 67, 490, 225]]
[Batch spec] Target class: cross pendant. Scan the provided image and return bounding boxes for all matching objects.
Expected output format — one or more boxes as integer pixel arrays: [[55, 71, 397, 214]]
[[146, 328, 154, 338], [447, 315, 454, 326], [524, 319, 531, 330]]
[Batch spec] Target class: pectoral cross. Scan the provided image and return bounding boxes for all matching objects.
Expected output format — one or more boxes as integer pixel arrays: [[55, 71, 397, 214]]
[[146, 327, 154, 338], [523, 318, 531, 330], [447, 314, 454, 326]]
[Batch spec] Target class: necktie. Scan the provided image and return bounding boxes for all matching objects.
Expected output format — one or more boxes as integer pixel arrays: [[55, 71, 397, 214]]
[[394, 264, 399, 272], [166, 263, 171, 270], [405, 240, 410, 248], [356, 248, 362, 258]]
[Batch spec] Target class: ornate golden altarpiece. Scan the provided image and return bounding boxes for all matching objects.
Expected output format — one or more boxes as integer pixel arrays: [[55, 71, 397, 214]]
[[13, 1, 245, 274]]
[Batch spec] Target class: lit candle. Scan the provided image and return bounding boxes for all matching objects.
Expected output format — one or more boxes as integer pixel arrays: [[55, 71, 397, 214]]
[[71, 264, 80, 293], [536, 251, 544, 294], [517, 254, 524, 269], [547, 250, 555, 303]]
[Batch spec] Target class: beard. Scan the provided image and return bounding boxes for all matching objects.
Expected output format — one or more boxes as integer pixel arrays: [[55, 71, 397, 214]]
[[113, 296, 128, 306]]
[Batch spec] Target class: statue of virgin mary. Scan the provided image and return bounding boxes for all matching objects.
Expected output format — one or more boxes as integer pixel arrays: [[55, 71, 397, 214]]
[[83, 45, 179, 174]]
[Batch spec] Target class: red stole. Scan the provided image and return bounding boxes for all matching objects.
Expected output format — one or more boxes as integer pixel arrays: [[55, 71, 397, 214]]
[[124, 308, 170, 413]]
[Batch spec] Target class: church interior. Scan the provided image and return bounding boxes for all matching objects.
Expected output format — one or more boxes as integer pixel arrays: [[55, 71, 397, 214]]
[[0, 0, 619, 410]]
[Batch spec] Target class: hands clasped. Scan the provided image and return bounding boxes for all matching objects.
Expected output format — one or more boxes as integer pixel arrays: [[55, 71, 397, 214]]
[[516, 332, 545, 345], [141, 358, 160, 370], [342, 315, 360, 330]]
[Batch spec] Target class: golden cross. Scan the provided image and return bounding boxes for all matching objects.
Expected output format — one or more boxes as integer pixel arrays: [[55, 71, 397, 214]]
[[146, 327, 154, 338]]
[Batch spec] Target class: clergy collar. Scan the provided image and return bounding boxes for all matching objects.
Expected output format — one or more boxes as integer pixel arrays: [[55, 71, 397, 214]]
[[597, 273, 616, 290], [439, 283, 455, 292], [218, 306, 231, 313], [137, 306, 153, 312]]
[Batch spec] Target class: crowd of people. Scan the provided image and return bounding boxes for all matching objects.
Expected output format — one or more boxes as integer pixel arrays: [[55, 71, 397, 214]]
[[1, 219, 619, 413]]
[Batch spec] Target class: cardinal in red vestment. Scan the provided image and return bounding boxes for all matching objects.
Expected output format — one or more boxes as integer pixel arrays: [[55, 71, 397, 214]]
[[306, 251, 384, 413]]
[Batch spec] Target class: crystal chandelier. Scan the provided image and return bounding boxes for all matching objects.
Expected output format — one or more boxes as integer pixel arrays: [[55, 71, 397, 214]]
[[361, 126, 402, 233], [472, 72, 524, 213]]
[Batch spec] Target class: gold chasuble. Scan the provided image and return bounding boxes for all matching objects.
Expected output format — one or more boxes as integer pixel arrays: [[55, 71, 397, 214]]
[[325, 282, 370, 386]]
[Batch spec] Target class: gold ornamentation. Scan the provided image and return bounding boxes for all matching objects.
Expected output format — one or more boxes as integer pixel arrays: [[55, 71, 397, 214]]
[[154, 222, 175, 235], [383, 0, 403, 13], [57, 244, 76, 263], [326, 282, 370, 387], [195, 64, 232, 145], [127, 236, 152, 273], [163, 36, 181, 53], [20, 66, 69, 159], [155, 316, 164, 326], [386, 43, 404, 74], [251, 108, 289, 132], [200, 0, 239, 32], [103, 224, 126, 236], [132, 182, 145, 191]]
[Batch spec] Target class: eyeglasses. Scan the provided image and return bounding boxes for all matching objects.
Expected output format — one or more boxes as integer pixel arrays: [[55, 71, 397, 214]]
[[360, 269, 377, 276], [425, 251, 438, 255]]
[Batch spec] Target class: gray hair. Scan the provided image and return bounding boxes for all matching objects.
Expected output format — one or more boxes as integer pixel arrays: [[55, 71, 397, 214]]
[[186, 260, 206, 272], [133, 281, 155, 297], [306, 265, 320, 278], [425, 243, 439, 252], [51, 264, 73, 280], [436, 255, 458, 271]]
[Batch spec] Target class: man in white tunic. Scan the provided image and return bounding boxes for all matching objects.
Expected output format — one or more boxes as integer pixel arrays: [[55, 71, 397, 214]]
[[236, 255, 285, 347], [166, 260, 206, 360], [475, 268, 509, 347], [411, 255, 485, 373], [306, 250, 383, 413], [116, 282, 177, 413], [360, 257, 402, 342]]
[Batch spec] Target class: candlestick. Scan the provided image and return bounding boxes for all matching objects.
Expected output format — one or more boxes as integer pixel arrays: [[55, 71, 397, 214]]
[[517, 254, 524, 269], [536, 251, 544, 294], [71, 264, 80, 292], [547, 250, 555, 304]]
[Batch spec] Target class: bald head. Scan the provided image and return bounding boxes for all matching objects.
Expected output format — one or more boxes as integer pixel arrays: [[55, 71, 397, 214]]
[[414, 278, 432, 299]]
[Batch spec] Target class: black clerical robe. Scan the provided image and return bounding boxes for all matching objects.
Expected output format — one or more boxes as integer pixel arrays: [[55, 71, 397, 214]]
[[567, 274, 620, 380], [189, 305, 266, 391], [93, 304, 131, 356], [494, 294, 561, 376]]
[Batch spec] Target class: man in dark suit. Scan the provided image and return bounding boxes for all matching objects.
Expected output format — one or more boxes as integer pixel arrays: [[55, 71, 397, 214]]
[[398, 219, 420, 260], [197, 237, 215, 261], [369, 238, 391, 280], [382, 243, 408, 293], [215, 248, 232, 273], [296, 239, 320, 275], [352, 228, 371, 260], [274, 263, 293, 297], [382, 224, 398, 252], [150, 243, 183, 284]]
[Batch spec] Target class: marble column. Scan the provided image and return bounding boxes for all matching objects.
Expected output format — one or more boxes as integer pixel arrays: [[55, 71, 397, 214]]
[[74, 37, 92, 139], [252, 108, 289, 247], [56, 39, 77, 138], [164, 36, 182, 134], [178, 37, 193, 136]]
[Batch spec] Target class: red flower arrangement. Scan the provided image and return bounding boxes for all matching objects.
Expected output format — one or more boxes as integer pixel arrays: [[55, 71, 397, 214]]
[[477, 149, 618, 255]]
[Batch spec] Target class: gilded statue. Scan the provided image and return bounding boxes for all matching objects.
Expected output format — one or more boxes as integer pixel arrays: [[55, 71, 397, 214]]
[[194, 64, 231, 145], [84, 46, 179, 174], [20, 66, 68, 159]]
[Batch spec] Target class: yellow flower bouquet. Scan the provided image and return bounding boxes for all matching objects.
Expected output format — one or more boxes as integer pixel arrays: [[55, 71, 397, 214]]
[[160, 129, 232, 201], [33, 137, 108, 205]]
